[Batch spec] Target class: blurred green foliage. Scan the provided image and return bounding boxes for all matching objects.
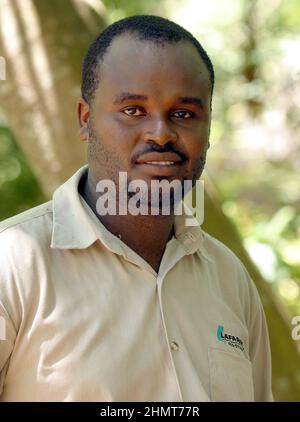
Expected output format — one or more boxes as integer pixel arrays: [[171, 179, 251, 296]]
[[0, 127, 45, 220]]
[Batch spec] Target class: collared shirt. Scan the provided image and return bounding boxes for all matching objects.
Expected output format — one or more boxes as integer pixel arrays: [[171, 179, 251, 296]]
[[0, 166, 273, 402]]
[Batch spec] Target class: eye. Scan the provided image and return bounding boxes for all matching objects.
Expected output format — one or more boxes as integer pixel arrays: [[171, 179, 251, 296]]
[[122, 107, 145, 116], [172, 110, 195, 119]]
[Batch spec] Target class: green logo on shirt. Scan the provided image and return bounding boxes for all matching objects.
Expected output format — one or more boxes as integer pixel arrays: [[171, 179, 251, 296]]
[[217, 325, 244, 351]]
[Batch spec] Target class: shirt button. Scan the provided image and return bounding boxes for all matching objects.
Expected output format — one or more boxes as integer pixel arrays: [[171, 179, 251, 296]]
[[170, 341, 179, 351]]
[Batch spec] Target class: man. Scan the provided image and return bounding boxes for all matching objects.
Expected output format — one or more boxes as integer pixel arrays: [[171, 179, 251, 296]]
[[0, 15, 273, 401]]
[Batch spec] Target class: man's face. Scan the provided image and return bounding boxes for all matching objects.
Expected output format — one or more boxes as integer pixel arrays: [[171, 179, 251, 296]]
[[82, 33, 212, 205]]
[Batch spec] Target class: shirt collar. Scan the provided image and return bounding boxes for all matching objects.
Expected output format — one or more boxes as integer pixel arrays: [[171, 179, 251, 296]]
[[51, 165, 98, 249], [51, 165, 213, 262]]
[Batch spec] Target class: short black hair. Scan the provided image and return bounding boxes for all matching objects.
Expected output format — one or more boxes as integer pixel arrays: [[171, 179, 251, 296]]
[[81, 15, 215, 105]]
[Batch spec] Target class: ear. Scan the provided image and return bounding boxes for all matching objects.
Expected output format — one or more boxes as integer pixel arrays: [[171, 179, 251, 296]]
[[77, 98, 90, 142]]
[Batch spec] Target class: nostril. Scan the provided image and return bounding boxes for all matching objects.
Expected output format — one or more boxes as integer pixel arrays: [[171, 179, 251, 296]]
[[144, 132, 178, 145], [143, 120, 178, 144]]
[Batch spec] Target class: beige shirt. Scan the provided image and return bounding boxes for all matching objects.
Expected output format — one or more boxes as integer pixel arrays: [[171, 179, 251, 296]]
[[0, 166, 273, 402]]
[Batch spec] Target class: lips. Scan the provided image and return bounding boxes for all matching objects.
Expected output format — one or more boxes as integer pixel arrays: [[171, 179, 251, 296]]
[[135, 152, 186, 165], [143, 161, 175, 165], [135, 152, 187, 177]]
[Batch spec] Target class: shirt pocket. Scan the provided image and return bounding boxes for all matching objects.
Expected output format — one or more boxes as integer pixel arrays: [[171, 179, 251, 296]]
[[208, 348, 254, 402]]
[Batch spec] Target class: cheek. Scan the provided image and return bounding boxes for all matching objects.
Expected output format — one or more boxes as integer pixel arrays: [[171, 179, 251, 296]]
[[94, 114, 138, 152], [182, 126, 210, 173], [89, 116, 139, 173], [184, 125, 209, 155]]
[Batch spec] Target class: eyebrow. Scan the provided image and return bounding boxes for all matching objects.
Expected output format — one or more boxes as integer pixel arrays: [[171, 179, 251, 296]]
[[113, 92, 147, 104], [113, 92, 204, 108], [177, 96, 204, 108]]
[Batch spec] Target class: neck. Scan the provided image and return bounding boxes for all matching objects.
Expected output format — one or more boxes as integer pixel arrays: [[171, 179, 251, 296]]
[[80, 172, 175, 273]]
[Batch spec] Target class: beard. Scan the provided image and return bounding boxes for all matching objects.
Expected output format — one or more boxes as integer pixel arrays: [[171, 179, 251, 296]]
[[88, 120, 208, 216]]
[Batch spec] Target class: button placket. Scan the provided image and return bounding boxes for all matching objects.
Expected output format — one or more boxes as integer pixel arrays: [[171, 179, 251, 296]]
[[170, 341, 180, 351]]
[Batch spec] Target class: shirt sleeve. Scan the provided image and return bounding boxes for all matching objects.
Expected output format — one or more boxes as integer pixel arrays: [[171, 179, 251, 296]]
[[0, 302, 16, 397], [247, 278, 274, 402], [0, 228, 21, 398]]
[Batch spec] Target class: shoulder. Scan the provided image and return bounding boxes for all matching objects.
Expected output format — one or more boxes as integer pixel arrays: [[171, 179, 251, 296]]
[[0, 202, 54, 310], [0, 202, 53, 330], [0, 201, 54, 271], [0, 201, 53, 234], [200, 229, 262, 316], [201, 229, 247, 275], [0, 201, 53, 243]]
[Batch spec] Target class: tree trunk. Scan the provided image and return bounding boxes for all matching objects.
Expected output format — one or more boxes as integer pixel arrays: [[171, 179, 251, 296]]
[[0, 0, 299, 401], [0, 0, 106, 195]]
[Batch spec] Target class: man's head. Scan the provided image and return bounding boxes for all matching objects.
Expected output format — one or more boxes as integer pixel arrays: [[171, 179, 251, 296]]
[[77, 15, 214, 210], [81, 15, 214, 106]]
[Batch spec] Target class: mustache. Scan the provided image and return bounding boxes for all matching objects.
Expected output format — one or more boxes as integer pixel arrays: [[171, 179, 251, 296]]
[[131, 143, 188, 164]]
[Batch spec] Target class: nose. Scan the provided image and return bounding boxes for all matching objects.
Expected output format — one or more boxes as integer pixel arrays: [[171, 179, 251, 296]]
[[143, 115, 178, 146]]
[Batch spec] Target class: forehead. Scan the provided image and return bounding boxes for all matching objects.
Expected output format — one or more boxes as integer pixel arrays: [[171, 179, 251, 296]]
[[96, 33, 211, 102]]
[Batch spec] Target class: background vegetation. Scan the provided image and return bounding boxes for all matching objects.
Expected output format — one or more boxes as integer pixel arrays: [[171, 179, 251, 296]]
[[0, 0, 299, 401]]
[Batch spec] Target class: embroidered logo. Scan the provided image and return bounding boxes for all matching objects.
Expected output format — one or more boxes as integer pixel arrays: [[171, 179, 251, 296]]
[[217, 325, 244, 351]]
